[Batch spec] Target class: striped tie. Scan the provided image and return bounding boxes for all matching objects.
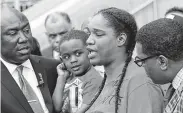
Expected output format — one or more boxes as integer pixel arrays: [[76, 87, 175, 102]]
[[16, 65, 44, 113]]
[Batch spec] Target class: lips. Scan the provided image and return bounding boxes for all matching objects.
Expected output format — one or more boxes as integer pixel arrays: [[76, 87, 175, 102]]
[[71, 65, 81, 71], [17, 46, 30, 54], [86, 47, 97, 59]]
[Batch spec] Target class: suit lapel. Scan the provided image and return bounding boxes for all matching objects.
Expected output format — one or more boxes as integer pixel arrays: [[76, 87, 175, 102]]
[[1, 62, 34, 113], [29, 55, 53, 111]]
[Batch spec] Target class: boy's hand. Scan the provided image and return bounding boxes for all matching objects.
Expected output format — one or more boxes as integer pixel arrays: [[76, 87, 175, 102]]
[[57, 63, 70, 83]]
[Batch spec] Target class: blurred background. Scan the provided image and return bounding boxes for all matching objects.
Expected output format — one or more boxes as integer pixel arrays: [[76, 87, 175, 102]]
[[2, 0, 183, 50]]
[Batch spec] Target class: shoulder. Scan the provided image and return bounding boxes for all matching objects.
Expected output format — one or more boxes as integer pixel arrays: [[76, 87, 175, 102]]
[[85, 67, 103, 83], [124, 62, 163, 96], [42, 46, 52, 52], [82, 67, 103, 90], [41, 46, 53, 57], [30, 55, 60, 68]]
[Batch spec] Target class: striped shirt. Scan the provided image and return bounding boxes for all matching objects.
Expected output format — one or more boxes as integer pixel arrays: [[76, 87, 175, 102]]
[[164, 67, 183, 113]]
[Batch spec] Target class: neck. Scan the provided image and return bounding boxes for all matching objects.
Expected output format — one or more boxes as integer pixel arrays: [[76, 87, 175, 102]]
[[170, 60, 183, 81], [76, 64, 92, 77], [104, 54, 127, 82]]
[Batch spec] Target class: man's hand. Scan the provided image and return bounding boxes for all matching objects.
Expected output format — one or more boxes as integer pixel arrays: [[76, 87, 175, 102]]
[[56, 63, 71, 83]]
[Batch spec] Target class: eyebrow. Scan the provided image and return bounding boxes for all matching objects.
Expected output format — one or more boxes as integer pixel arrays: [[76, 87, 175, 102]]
[[74, 49, 83, 52], [93, 28, 104, 32], [61, 49, 83, 55], [48, 30, 68, 35], [5, 22, 29, 31]]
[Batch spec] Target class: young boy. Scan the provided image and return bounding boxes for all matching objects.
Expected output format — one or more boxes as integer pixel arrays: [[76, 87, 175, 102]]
[[52, 30, 103, 113]]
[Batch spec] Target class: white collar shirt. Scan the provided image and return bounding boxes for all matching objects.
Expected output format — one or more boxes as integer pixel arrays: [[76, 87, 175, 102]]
[[0, 57, 49, 113]]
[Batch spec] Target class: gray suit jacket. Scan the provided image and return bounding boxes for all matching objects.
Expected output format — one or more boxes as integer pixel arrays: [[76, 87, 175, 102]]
[[42, 46, 54, 59]]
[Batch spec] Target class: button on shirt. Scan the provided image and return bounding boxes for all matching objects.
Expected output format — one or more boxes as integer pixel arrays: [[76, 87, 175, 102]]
[[0, 58, 49, 113]]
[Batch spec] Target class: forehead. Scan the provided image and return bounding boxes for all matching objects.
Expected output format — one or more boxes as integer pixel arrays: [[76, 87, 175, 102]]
[[60, 39, 85, 53], [1, 6, 28, 25], [46, 15, 71, 34], [88, 14, 111, 31]]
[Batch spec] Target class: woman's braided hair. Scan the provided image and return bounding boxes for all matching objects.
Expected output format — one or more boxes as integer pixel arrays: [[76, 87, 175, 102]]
[[95, 7, 137, 113]]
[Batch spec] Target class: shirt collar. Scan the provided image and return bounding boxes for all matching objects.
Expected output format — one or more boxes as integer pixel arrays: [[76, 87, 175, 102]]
[[78, 66, 93, 80], [53, 50, 60, 59], [0, 57, 18, 75], [172, 67, 183, 89], [21, 59, 34, 71], [0, 57, 33, 74]]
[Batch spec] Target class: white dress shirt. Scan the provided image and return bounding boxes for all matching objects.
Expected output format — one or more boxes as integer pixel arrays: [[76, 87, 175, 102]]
[[53, 50, 60, 60], [0, 57, 49, 113]]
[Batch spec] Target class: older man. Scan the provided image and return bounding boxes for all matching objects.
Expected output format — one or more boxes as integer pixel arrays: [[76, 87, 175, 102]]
[[135, 18, 183, 113], [1, 5, 59, 113], [42, 12, 72, 59]]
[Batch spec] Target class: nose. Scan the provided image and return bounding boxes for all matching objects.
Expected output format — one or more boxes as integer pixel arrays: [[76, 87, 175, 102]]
[[86, 35, 95, 45], [70, 55, 77, 63], [55, 35, 61, 44], [18, 31, 29, 43]]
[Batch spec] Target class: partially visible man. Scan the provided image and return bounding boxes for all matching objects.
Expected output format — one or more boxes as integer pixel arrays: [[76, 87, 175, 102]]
[[135, 18, 183, 113], [1, 5, 59, 113], [42, 12, 72, 59], [165, 7, 183, 26], [161, 6, 183, 95]]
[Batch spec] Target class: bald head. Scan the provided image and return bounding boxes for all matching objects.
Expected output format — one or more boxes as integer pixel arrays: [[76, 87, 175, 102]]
[[1, 4, 28, 26], [44, 12, 72, 52], [45, 12, 72, 32]]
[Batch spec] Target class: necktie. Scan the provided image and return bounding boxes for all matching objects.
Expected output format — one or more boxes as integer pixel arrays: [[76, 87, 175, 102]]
[[16, 65, 44, 113], [164, 84, 175, 107]]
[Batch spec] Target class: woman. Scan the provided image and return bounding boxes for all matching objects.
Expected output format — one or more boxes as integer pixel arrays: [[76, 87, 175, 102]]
[[85, 7, 164, 113]]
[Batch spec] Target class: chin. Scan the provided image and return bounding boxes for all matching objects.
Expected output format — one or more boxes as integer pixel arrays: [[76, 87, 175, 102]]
[[19, 54, 30, 62], [90, 58, 101, 66], [153, 79, 170, 85]]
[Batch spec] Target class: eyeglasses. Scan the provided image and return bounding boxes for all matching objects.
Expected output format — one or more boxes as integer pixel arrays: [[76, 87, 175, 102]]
[[134, 55, 158, 67]]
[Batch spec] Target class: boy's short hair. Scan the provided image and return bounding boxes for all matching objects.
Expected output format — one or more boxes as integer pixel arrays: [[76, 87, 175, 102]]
[[136, 18, 183, 61], [59, 30, 89, 47]]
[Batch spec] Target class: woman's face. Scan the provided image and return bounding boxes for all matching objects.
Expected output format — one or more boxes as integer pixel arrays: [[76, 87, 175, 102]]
[[86, 14, 117, 66]]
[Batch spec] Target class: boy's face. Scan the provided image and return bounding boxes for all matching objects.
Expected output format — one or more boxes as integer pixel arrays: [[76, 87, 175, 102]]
[[60, 39, 91, 76]]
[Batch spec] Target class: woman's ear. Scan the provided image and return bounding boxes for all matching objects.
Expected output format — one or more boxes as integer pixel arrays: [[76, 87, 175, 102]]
[[117, 33, 127, 47], [157, 55, 168, 71]]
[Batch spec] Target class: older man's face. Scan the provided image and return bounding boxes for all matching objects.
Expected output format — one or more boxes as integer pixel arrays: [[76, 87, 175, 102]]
[[45, 16, 72, 52], [1, 7, 32, 65]]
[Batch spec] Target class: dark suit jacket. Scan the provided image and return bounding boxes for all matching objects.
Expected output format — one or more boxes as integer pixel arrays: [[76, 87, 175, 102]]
[[42, 46, 54, 59], [1, 55, 60, 113]]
